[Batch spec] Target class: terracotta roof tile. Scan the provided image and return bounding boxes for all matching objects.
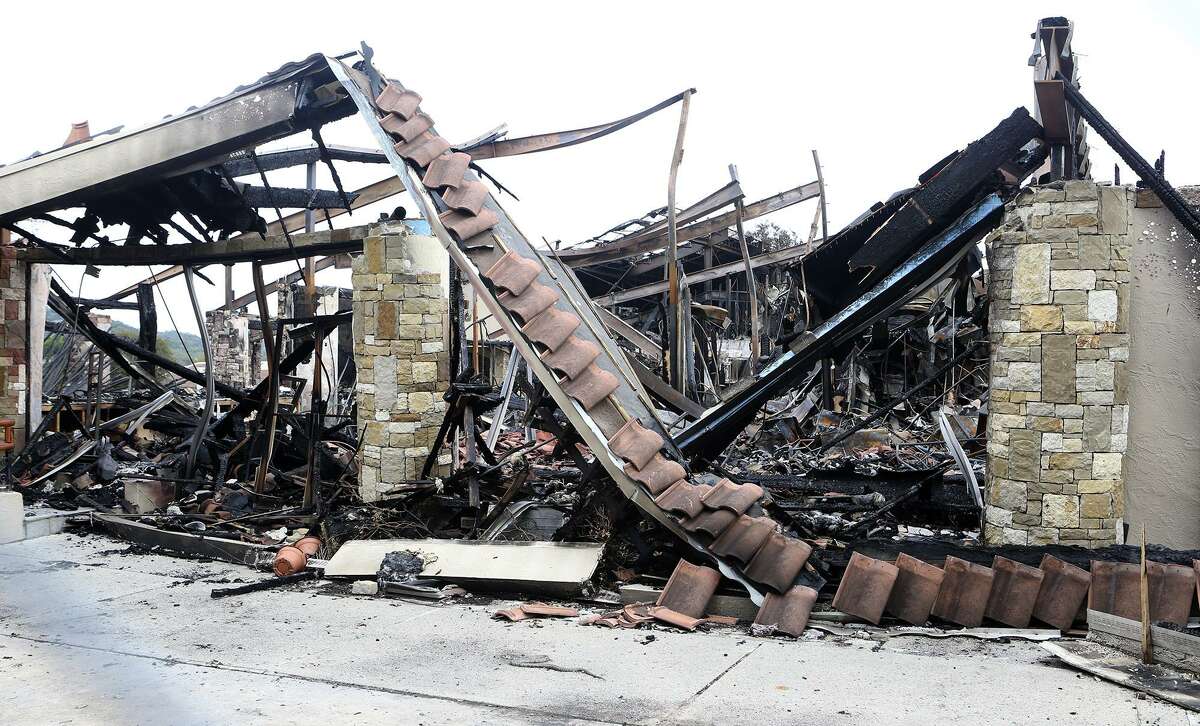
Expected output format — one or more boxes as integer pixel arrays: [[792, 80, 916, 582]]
[[422, 152, 472, 190], [753, 586, 818, 636], [884, 552, 944, 626], [607, 418, 664, 470], [442, 181, 489, 216], [709, 515, 774, 565], [440, 208, 498, 242], [700, 479, 764, 514], [561, 363, 620, 410], [541, 336, 601, 379], [521, 307, 580, 352], [656, 560, 720, 618], [394, 132, 451, 167], [624, 455, 686, 495], [389, 111, 434, 143], [1147, 561, 1195, 625], [681, 508, 738, 538], [1088, 560, 1140, 621], [485, 250, 542, 295], [931, 556, 994, 627], [498, 283, 559, 324], [653, 480, 708, 519], [375, 84, 422, 118], [832, 552, 899, 625], [985, 556, 1045, 628], [744, 533, 812, 594], [649, 606, 704, 631], [1032, 555, 1090, 631]]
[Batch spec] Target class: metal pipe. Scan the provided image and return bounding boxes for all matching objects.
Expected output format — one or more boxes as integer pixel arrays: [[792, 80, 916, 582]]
[[183, 267, 215, 478]]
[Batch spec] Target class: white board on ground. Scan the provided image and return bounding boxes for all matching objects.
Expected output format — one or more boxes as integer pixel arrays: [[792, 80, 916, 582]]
[[323, 538, 604, 597]]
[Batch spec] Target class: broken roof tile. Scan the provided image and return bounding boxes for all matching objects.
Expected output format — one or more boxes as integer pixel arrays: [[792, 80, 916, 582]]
[[681, 508, 738, 538], [744, 533, 812, 594], [541, 335, 600, 379], [521, 307, 580, 351], [832, 552, 899, 625], [422, 152, 472, 190], [885, 553, 944, 626], [653, 480, 709, 519], [498, 283, 560, 324], [753, 586, 818, 637], [709, 515, 774, 565], [493, 607, 528, 622], [699, 479, 764, 514], [561, 363, 619, 410], [625, 455, 686, 495], [607, 418, 664, 470], [440, 208, 499, 242], [931, 556, 994, 628], [442, 180, 489, 216], [485, 250, 541, 295], [985, 556, 1045, 628], [657, 560, 720, 618], [375, 84, 422, 118], [1032, 555, 1090, 631], [649, 606, 704, 631], [518, 603, 580, 618]]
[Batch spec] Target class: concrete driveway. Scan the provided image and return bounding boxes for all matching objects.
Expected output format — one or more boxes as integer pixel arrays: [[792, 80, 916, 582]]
[[0, 533, 1191, 725]]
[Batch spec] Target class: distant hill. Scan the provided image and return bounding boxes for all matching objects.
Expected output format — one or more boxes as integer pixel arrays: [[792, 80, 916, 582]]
[[47, 312, 204, 369], [108, 320, 204, 368]]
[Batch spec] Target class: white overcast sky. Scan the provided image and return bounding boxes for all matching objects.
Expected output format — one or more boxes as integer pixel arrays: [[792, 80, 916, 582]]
[[4, 0, 1199, 333]]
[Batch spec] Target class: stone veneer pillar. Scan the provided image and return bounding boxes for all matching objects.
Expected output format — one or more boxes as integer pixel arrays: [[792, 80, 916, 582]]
[[352, 222, 450, 501], [205, 309, 253, 389], [984, 180, 1131, 547], [0, 235, 30, 449]]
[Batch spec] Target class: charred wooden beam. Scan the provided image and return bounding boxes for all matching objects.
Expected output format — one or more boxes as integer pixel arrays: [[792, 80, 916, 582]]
[[17, 224, 368, 266], [221, 144, 388, 176], [237, 184, 358, 210]]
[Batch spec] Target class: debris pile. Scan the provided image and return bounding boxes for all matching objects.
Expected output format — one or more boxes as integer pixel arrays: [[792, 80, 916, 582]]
[[7, 23, 1200, 703]]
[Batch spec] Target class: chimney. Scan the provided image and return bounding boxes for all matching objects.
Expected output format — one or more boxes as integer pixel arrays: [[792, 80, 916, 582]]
[[63, 121, 91, 147]]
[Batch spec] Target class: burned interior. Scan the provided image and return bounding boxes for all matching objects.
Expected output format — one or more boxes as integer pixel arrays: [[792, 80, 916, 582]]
[[4, 15, 1200, 716]]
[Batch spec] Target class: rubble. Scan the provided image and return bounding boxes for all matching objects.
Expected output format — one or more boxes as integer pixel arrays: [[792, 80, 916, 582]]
[[5, 19, 1200, 718]]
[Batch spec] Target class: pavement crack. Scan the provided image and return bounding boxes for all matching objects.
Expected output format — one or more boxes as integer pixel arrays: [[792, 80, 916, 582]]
[[3, 633, 626, 725], [663, 642, 761, 722]]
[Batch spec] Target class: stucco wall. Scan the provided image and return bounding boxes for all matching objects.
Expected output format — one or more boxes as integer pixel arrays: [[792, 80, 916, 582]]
[[1125, 191, 1200, 548]]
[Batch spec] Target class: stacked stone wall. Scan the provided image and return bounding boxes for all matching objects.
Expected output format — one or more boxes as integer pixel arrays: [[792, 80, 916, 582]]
[[985, 181, 1131, 546], [0, 241, 27, 448], [353, 225, 450, 501]]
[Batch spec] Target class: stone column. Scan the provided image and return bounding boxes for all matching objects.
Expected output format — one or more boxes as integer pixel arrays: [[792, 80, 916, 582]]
[[984, 180, 1131, 546], [205, 309, 253, 389], [0, 235, 29, 449], [352, 222, 450, 501]]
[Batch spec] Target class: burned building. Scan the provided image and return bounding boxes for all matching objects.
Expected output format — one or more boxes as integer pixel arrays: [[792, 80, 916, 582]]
[[4, 19, 1200, 706]]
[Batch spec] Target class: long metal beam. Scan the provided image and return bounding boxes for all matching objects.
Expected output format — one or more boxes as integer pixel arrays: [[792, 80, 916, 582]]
[[592, 239, 814, 306], [0, 55, 352, 222], [562, 181, 820, 267], [17, 225, 367, 266], [558, 181, 744, 264], [463, 90, 693, 160]]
